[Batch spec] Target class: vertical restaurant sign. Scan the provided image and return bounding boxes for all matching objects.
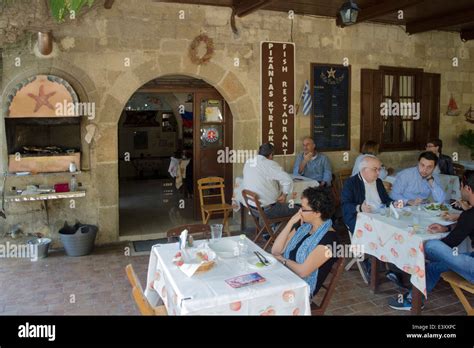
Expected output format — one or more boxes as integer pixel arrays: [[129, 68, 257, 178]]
[[261, 42, 295, 155]]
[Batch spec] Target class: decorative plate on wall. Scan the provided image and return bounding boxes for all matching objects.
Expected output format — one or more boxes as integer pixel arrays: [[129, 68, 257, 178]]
[[4, 75, 79, 118]]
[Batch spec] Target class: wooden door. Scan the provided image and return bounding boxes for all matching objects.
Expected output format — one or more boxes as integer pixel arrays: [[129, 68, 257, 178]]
[[193, 91, 233, 219]]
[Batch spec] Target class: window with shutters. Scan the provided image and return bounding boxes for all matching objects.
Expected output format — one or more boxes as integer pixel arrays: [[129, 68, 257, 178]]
[[360, 66, 440, 152]]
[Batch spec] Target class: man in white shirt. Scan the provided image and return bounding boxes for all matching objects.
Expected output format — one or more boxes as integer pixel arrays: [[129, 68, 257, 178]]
[[243, 143, 299, 219]]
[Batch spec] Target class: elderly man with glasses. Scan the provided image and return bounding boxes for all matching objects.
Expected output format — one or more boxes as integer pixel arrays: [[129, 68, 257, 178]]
[[342, 155, 397, 235], [342, 155, 403, 285]]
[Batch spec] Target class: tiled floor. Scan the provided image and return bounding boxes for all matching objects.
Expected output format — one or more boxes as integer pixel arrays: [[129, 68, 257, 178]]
[[0, 240, 471, 316], [119, 178, 195, 239]]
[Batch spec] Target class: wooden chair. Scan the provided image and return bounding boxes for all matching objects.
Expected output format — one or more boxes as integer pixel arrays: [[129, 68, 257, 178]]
[[311, 257, 345, 315], [125, 264, 167, 316], [331, 174, 341, 209], [441, 271, 474, 315], [166, 224, 211, 242], [335, 168, 353, 193], [332, 168, 352, 208], [241, 189, 290, 251], [197, 177, 233, 236], [453, 163, 465, 180]]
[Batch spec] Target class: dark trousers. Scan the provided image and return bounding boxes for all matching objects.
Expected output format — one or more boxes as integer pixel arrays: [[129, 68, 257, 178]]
[[263, 202, 300, 219]]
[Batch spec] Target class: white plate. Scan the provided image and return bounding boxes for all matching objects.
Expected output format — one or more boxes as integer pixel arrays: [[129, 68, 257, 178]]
[[208, 239, 239, 258], [247, 253, 276, 269]]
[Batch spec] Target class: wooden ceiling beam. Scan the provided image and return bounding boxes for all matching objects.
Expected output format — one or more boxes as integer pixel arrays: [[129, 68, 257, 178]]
[[406, 7, 474, 34], [461, 28, 474, 41], [337, 0, 424, 27], [232, 0, 273, 17]]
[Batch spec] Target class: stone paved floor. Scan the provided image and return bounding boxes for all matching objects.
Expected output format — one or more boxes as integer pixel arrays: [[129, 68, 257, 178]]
[[0, 242, 471, 316]]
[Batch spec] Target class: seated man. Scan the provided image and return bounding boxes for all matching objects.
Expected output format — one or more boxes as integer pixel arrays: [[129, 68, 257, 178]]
[[293, 137, 332, 186], [389, 170, 474, 311], [342, 155, 403, 284], [342, 155, 394, 234], [391, 151, 446, 206], [425, 138, 454, 175], [243, 143, 299, 219]]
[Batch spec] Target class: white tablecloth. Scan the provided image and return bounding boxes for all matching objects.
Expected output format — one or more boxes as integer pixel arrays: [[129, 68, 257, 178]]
[[144, 236, 311, 315], [458, 160, 474, 171], [351, 206, 456, 298], [232, 175, 319, 211], [384, 174, 461, 201]]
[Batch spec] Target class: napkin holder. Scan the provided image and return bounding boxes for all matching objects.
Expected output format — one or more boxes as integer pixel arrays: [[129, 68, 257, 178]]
[[178, 229, 188, 250]]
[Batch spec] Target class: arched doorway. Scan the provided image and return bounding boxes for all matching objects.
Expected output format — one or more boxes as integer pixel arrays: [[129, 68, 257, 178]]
[[118, 75, 233, 240]]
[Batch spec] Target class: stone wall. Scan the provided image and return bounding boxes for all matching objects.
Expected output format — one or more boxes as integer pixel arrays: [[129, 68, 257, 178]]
[[1, 0, 473, 244]]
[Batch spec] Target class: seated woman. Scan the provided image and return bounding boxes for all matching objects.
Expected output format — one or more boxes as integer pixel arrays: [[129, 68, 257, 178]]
[[271, 186, 339, 297], [352, 140, 389, 179]]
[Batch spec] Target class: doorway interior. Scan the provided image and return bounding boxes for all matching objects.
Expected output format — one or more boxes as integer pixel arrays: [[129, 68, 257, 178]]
[[118, 75, 233, 240]]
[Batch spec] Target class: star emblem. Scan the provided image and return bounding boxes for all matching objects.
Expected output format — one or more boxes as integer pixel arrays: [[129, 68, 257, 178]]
[[27, 85, 56, 113], [327, 67, 336, 79]]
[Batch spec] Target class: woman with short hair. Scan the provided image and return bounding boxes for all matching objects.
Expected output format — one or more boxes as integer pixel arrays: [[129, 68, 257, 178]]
[[271, 186, 339, 297], [352, 140, 389, 179]]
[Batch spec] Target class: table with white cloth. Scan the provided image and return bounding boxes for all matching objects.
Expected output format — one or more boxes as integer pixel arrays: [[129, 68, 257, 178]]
[[351, 206, 456, 314], [232, 175, 319, 230], [458, 160, 474, 171], [384, 173, 461, 201], [144, 236, 311, 315]]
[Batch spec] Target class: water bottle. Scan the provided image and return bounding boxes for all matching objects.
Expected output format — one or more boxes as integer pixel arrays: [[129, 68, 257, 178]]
[[70, 175, 77, 192]]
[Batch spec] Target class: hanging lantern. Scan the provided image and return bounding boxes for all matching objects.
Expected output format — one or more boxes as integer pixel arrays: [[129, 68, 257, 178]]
[[339, 0, 359, 26]]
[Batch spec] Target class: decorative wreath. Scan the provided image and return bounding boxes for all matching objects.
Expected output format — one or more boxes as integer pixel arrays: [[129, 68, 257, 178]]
[[189, 34, 214, 65]]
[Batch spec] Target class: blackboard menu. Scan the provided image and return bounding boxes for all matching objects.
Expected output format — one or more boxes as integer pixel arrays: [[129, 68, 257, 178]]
[[311, 64, 350, 151]]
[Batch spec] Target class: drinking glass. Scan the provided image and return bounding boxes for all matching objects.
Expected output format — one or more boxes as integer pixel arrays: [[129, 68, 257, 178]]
[[412, 214, 420, 231], [237, 236, 249, 271], [210, 224, 223, 240]]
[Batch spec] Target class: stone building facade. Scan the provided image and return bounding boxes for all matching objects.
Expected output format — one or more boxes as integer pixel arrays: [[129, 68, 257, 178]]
[[0, 0, 473, 245]]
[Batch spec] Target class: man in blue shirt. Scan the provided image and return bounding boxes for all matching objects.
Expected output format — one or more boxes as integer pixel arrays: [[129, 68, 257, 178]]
[[391, 151, 446, 205], [293, 137, 332, 186]]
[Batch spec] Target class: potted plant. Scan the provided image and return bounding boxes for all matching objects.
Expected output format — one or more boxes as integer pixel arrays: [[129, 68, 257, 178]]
[[1, 0, 96, 22], [459, 129, 474, 160], [49, 0, 96, 22]]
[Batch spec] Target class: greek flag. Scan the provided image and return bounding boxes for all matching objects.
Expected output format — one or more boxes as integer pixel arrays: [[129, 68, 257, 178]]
[[302, 80, 312, 116]]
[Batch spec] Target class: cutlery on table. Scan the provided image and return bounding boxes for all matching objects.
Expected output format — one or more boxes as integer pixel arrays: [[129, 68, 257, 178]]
[[256, 251, 270, 265], [254, 251, 267, 266]]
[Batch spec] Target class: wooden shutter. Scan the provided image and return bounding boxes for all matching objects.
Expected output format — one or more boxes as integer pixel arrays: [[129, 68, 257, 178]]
[[360, 69, 382, 151], [420, 73, 440, 147]]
